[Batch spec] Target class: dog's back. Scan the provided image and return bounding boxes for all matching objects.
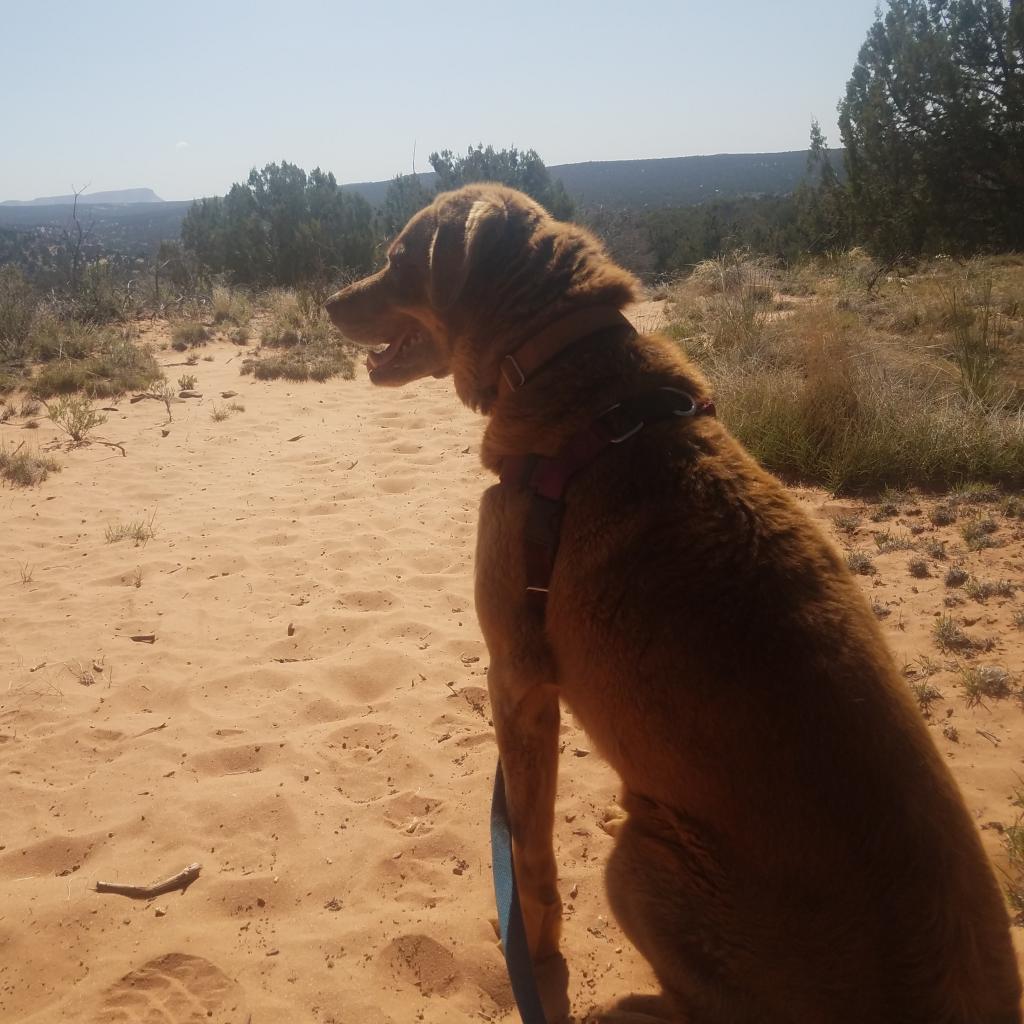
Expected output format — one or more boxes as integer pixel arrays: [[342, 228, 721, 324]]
[[535, 334, 1022, 1021]]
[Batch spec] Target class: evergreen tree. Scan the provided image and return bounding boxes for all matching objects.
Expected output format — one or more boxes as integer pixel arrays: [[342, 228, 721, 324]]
[[429, 144, 575, 219], [839, 0, 1024, 254], [379, 173, 432, 240], [795, 121, 853, 253], [181, 162, 375, 286]]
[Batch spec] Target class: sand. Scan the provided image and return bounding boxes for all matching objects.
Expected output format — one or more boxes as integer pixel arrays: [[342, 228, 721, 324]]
[[1, 317, 1022, 1022]]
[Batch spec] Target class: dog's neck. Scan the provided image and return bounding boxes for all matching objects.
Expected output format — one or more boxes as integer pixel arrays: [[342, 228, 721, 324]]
[[495, 306, 634, 399]]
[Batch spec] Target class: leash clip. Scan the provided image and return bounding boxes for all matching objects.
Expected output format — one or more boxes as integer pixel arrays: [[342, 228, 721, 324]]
[[596, 402, 645, 444], [501, 354, 527, 391]]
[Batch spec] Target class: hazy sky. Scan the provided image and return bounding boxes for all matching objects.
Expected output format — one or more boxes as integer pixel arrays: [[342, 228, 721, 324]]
[[1, 0, 881, 202]]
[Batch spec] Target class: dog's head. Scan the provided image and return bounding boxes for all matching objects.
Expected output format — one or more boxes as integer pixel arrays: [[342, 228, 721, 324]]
[[325, 184, 639, 410]]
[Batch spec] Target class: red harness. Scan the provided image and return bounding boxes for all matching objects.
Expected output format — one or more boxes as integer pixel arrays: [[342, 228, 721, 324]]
[[499, 385, 716, 606]]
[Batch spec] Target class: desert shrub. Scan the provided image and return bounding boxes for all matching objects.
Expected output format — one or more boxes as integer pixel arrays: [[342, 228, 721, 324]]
[[46, 394, 107, 442], [178, 373, 197, 391], [171, 321, 210, 351]]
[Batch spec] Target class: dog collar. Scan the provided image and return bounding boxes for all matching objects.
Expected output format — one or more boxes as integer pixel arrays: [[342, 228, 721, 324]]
[[497, 306, 635, 399]]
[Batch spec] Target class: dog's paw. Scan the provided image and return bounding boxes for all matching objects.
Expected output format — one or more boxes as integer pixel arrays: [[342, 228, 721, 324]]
[[583, 993, 677, 1022], [599, 802, 629, 837]]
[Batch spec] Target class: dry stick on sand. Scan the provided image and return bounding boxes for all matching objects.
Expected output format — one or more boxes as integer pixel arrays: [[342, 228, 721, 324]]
[[94, 862, 201, 899]]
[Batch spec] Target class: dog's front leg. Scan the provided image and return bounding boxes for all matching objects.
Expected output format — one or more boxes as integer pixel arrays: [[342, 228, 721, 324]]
[[488, 665, 563, 961]]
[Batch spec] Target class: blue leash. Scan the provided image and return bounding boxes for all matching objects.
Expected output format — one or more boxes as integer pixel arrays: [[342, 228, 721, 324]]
[[491, 760, 549, 1024]]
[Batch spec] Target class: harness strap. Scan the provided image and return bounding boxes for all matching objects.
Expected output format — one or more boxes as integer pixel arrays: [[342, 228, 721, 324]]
[[500, 388, 716, 603]]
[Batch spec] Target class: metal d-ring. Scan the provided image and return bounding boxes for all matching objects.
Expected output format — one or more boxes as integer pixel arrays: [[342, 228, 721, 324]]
[[659, 387, 697, 417]]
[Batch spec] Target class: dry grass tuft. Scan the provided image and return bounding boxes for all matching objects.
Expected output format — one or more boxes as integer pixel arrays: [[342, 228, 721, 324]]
[[0, 443, 61, 486], [665, 254, 1024, 493]]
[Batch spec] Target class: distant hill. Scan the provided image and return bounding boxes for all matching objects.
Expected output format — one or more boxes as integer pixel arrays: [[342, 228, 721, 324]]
[[551, 150, 844, 207], [0, 150, 844, 255], [341, 149, 844, 209], [0, 188, 163, 207]]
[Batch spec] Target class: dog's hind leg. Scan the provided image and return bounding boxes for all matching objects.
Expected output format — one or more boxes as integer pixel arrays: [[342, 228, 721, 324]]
[[488, 665, 564, 962], [604, 793, 759, 1024]]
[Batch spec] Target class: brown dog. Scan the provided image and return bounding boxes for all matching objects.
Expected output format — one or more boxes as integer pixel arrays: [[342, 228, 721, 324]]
[[325, 185, 1021, 1023]]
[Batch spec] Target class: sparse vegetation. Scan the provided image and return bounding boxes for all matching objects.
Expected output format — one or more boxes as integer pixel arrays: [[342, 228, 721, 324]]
[[944, 564, 969, 588], [921, 537, 947, 561], [832, 512, 861, 534], [874, 529, 915, 554], [846, 550, 876, 576], [961, 516, 1000, 551], [929, 504, 957, 527], [29, 326, 161, 398], [104, 515, 156, 546], [0, 443, 60, 486], [211, 286, 252, 327], [1005, 788, 1024, 924], [909, 681, 943, 716], [241, 290, 355, 383], [907, 557, 930, 579], [171, 321, 210, 351], [964, 578, 1016, 603], [666, 256, 1024, 494], [933, 614, 973, 652], [46, 394, 106, 442], [177, 373, 197, 391], [958, 665, 1014, 708]]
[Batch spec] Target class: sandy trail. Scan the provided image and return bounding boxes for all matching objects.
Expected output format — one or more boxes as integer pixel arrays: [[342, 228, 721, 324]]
[[0, 316, 1021, 1022]]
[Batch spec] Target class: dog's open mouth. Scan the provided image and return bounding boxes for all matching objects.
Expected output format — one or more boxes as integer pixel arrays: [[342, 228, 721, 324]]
[[367, 331, 426, 374]]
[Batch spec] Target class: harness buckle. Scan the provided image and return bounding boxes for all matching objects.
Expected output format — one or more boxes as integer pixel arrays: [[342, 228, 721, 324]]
[[500, 355, 527, 391]]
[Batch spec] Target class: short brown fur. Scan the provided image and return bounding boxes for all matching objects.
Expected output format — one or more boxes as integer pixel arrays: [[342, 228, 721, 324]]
[[326, 185, 1022, 1023]]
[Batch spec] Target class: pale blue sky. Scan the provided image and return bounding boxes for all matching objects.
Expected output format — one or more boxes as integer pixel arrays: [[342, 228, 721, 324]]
[[1, 0, 881, 202]]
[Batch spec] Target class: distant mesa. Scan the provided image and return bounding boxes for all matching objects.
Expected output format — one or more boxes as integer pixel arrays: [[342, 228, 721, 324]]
[[0, 188, 164, 207]]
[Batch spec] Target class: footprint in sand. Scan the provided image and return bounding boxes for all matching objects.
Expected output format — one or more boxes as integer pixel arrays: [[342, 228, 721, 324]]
[[91, 952, 248, 1023]]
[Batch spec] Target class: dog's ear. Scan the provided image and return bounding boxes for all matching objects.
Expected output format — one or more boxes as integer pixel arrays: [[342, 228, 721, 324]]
[[428, 197, 507, 310]]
